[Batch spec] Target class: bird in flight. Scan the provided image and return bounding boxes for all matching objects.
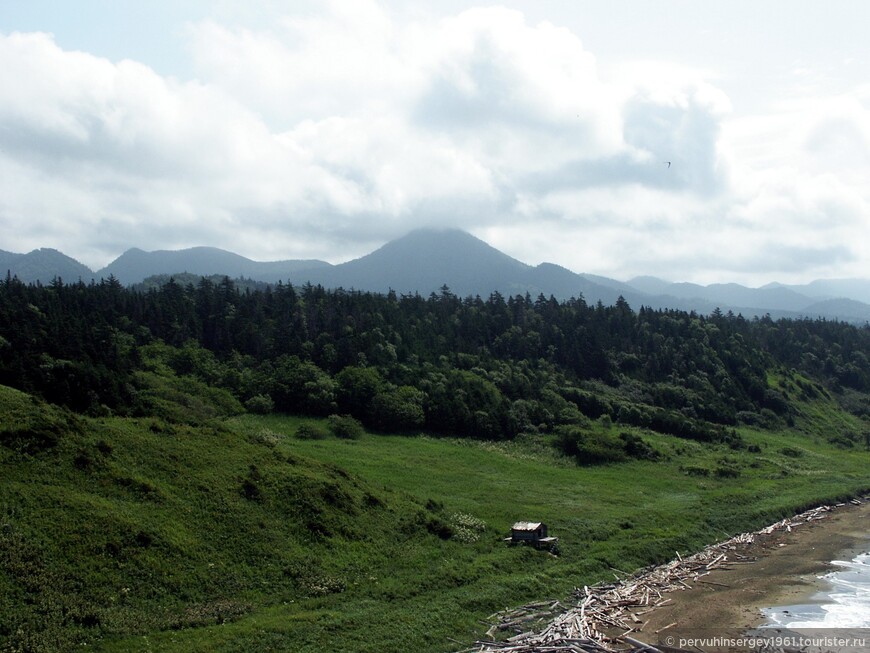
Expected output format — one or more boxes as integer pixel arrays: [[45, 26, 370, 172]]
[[665, 161, 671, 168]]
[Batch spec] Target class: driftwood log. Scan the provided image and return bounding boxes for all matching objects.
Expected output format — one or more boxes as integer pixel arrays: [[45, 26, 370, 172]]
[[457, 502, 851, 653]]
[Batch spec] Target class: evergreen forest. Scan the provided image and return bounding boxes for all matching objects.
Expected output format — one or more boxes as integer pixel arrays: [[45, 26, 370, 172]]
[[2, 274, 869, 456]]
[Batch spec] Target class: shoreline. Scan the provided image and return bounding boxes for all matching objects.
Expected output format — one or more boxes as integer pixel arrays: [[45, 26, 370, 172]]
[[468, 499, 870, 653], [636, 500, 870, 638]]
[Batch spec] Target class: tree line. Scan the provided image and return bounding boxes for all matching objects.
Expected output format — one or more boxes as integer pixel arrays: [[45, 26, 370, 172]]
[[1, 274, 868, 446]]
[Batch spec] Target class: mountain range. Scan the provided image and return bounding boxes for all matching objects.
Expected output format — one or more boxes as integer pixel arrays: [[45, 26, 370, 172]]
[[3, 229, 869, 322]]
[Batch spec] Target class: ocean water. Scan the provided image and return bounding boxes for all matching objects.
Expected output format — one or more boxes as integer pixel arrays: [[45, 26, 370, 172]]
[[763, 552, 870, 628]]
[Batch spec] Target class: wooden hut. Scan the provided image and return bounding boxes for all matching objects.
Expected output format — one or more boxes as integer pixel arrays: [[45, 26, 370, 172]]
[[506, 521, 558, 549]]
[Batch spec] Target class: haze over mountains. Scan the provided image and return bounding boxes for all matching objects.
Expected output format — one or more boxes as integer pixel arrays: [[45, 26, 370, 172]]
[[3, 229, 869, 323]]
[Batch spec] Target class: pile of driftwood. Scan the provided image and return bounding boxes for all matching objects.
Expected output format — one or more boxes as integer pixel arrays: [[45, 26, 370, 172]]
[[460, 503, 848, 653]]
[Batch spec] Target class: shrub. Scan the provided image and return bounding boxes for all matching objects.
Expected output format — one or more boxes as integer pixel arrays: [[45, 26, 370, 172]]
[[556, 426, 626, 465], [295, 422, 328, 440], [284, 560, 346, 597], [240, 479, 261, 501], [425, 517, 453, 540], [827, 432, 857, 449], [736, 411, 762, 426], [449, 512, 487, 543], [557, 426, 662, 465], [170, 600, 250, 628], [245, 394, 274, 414], [327, 414, 365, 440], [759, 408, 784, 430], [714, 458, 742, 478], [251, 428, 283, 447], [0, 401, 83, 454], [619, 432, 660, 461]]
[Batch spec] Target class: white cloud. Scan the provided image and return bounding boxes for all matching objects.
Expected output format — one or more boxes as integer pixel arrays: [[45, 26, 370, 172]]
[[186, 0, 416, 126], [0, 29, 395, 265], [0, 3, 867, 285], [716, 91, 870, 281]]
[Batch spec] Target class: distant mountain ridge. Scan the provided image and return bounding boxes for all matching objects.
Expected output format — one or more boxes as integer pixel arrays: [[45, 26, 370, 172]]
[[97, 246, 330, 285], [765, 279, 870, 305], [0, 248, 93, 284], [3, 230, 869, 322], [627, 277, 822, 312]]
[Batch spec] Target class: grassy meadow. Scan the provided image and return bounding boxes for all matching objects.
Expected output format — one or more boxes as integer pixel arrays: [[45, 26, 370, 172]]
[[1, 381, 869, 653]]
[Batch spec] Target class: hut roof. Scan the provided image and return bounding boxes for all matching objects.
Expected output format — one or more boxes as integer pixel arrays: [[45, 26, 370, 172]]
[[511, 521, 543, 531]]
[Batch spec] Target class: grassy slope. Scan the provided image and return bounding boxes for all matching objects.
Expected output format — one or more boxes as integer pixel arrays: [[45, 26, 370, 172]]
[[1, 381, 869, 653], [0, 385, 446, 653]]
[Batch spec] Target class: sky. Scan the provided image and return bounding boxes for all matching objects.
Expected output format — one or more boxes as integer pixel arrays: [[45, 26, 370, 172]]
[[1, 1, 869, 286]]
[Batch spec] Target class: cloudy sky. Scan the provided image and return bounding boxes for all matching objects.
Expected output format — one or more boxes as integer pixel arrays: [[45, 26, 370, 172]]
[[1, 1, 869, 285]]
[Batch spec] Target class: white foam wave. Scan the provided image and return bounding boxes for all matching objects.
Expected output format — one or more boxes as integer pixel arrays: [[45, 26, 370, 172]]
[[765, 552, 870, 628]]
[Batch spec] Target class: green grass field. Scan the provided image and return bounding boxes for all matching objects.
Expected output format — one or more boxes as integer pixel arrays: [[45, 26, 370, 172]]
[[2, 383, 868, 653]]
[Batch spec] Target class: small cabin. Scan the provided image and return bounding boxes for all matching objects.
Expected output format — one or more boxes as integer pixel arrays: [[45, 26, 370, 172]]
[[506, 521, 558, 549]]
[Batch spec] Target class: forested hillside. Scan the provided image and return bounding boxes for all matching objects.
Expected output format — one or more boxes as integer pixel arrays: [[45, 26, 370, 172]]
[[2, 275, 868, 453], [2, 273, 870, 652]]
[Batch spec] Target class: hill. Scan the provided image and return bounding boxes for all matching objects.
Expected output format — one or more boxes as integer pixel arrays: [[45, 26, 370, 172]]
[[96, 246, 329, 285], [0, 250, 19, 274], [2, 374, 868, 652], [0, 247, 93, 284], [800, 298, 870, 323], [4, 230, 870, 321], [276, 230, 870, 321], [765, 279, 870, 305], [287, 228, 535, 297], [625, 275, 870, 323], [626, 278, 817, 312], [0, 381, 460, 652], [2, 258, 870, 650]]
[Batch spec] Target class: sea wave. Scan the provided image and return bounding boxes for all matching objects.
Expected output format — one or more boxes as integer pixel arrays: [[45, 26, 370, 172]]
[[765, 552, 870, 628]]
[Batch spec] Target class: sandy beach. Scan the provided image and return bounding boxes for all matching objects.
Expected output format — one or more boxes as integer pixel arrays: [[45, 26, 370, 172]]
[[472, 501, 870, 653], [635, 501, 870, 640]]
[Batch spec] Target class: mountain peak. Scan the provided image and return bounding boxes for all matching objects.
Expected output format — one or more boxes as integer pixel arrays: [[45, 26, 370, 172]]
[[308, 228, 529, 297], [355, 230, 513, 272], [383, 228, 502, 253], [2, 248, 93, 284], [5, 232, 870, 322]]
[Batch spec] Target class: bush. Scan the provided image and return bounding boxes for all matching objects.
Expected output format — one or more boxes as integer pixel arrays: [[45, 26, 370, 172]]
[[251, 428, 283, 447], [759, 408, 784, 430], [714, 457, 742, 478], [779, 446, 803, 458], [245, 394, 274, 414], [370, 386, 425, 432], [327, 414, 365, 440], [736, 411, 762, 426], [619, 432, 660, 461], [449, 512, 487, 543], [715, 463, 741, 478], [556, 426, 626, 465], [556, 425, 662, 465], [827, 432, 857, 449], [295, 422, 328, 440], [763, 389, 790, 415], [0, 400, 82, 454], [425, 517, 453, 540]]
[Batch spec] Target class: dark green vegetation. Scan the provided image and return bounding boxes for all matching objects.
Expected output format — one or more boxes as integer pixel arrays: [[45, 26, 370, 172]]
[[2, 275, 870, 442], [1, 274, 869, 652]]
